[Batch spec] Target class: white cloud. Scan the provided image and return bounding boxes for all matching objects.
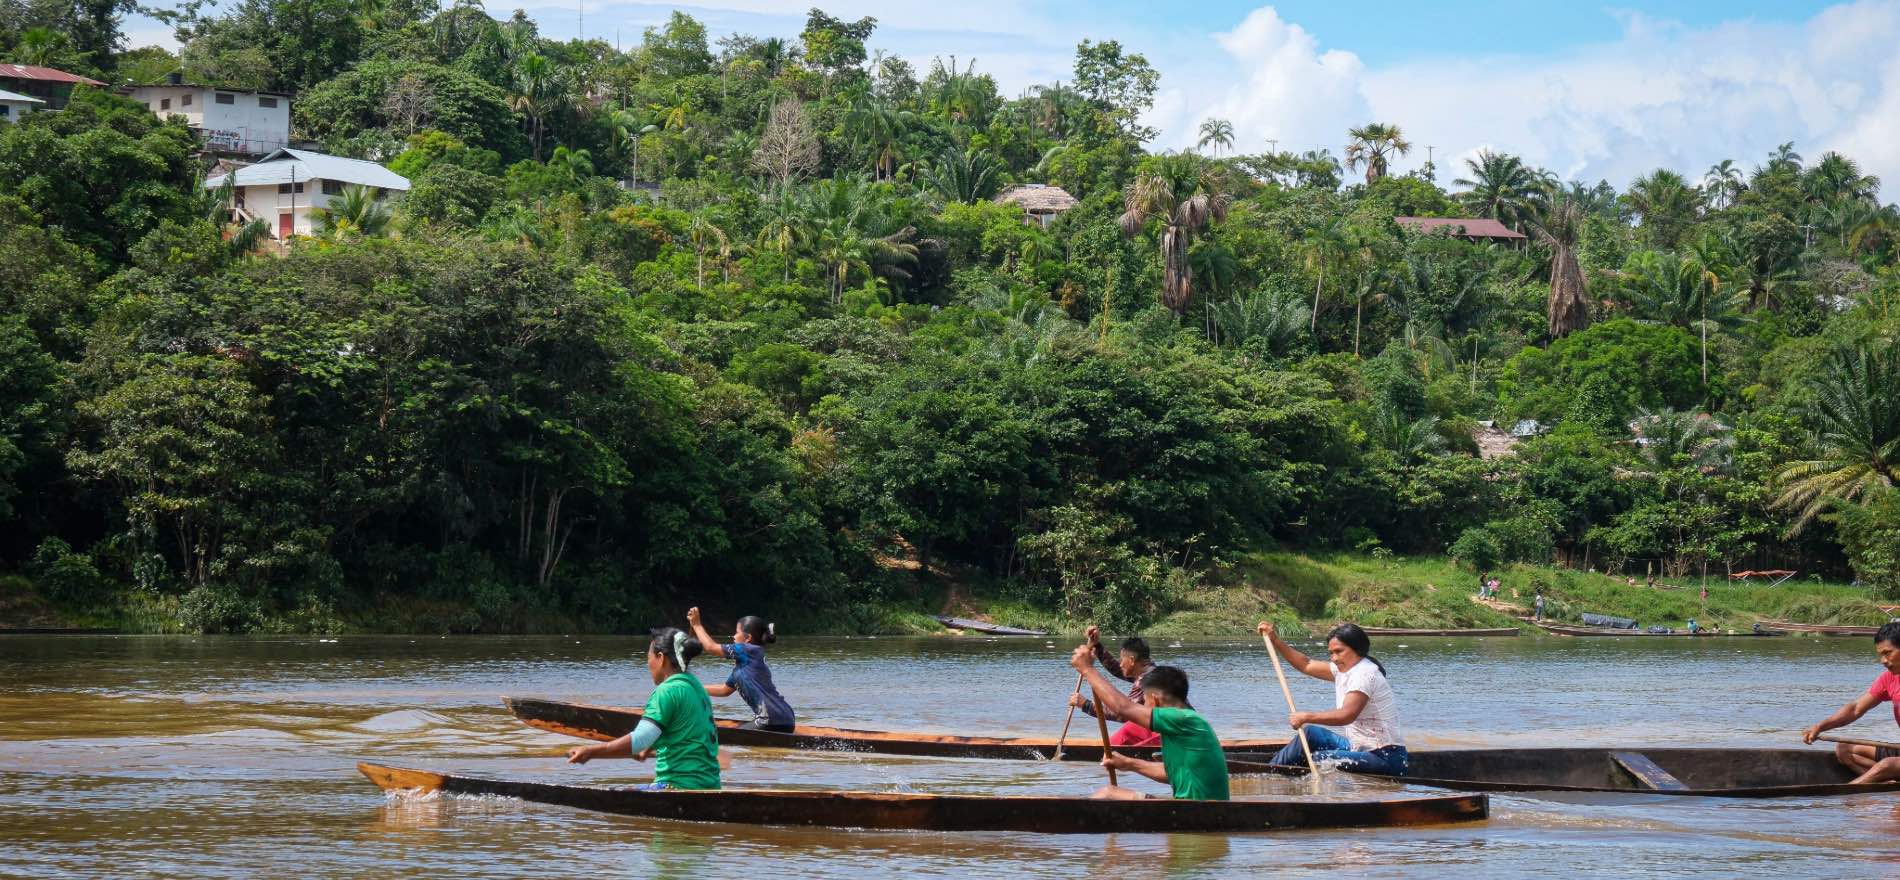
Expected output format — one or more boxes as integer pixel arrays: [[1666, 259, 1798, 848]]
[[1155, 1, 1900, 193]]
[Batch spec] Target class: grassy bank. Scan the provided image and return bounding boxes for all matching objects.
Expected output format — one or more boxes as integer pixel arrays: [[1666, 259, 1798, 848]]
[[927, 552, 1886, 638]]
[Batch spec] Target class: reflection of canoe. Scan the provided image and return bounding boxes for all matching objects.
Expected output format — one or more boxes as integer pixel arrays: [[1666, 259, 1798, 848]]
[[932, 615, 1048, 636], [357, 763, 1488, 832], [1258, 747, 1900, 798], [504, 697, 1285, 761], [1533, 621, 1719, 637], [1359, 627, 1519, 637], [1758, 619, 1883, 636]]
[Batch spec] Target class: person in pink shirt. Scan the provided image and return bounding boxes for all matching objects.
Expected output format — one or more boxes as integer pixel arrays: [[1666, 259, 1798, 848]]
[[1803, 622, 1900, 783]]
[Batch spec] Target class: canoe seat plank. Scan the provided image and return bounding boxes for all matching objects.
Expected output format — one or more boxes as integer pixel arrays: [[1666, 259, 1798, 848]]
[[1609, 751, 1688, 791]]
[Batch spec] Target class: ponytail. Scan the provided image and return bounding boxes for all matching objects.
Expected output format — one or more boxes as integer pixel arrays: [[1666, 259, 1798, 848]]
[[1328, 623, 1388, 678], [650, 627, 704, 671], [737, 615, 777, 646]]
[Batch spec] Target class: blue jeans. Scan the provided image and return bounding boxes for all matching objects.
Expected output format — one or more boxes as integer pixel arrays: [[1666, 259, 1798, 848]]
[[1273, 726, 1409, 776]]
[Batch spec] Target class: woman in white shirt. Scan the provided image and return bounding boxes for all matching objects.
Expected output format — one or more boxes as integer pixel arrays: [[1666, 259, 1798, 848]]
[[1257, 621, 1408, 776]]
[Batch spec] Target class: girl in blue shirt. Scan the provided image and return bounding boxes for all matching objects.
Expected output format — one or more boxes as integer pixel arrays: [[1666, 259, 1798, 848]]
[[687, 607, 797, 732]]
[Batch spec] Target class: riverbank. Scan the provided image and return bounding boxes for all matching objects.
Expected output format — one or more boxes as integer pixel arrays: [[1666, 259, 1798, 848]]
[[914, 552, 1886, 639], [5, 552, 1884, 636]]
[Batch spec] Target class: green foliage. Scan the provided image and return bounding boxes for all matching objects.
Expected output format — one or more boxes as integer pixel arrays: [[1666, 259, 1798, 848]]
[[295, 60, 527, 160], [1500, 319, 1706, 424], [0, 6, 1894, 634]]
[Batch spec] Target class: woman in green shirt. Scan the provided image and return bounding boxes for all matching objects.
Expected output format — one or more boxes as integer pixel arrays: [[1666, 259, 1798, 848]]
[[1070, 643, 1230, 801], [566, 627, 721, 791]]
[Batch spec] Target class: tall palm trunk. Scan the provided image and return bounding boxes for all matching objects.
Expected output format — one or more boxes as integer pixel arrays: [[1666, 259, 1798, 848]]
[[1311, 263, 1324, 333], [1161, 224, 1193, 315]]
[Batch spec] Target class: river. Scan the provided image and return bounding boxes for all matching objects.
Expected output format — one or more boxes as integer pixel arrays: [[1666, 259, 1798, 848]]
[[3, 633, 1897, 877]]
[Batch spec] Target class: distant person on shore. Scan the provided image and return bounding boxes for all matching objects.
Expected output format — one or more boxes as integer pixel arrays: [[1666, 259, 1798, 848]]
[[1534, 591, 1545, 621], [1686, 618, 1699, 634], [687, 607, 796, 732], [565, 627, 720, 790], [1072, 625, 1160, 746], [1701, 585, 1709, 604], [1803, 622, 1900, 784], [1258, 622, 1408, 776], [1070, 644, 1229, 801]]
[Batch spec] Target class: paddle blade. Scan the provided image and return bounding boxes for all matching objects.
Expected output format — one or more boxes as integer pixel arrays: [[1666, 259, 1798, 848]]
[[359, 762, 448, 794]]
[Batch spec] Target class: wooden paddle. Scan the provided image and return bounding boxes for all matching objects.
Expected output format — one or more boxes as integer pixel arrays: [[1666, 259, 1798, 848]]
[[1262, 629, 1322, 793], [1093, 683, 1118, 787], [1818, 733, 1900, 751], [1052, 671, 1086, 761]]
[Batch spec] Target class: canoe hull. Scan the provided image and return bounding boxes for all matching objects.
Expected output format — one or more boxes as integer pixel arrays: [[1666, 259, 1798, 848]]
[[1360, 627, 1519, 637], [1229, 747, 1900, 798], [932, 616, 1049, 636], [358, 763, 1487, 833], [503, 697, 1284, 761], [1533, 622, 1719, 637]]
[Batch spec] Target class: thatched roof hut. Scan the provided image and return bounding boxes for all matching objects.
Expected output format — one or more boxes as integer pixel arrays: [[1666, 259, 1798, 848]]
[[995, 184, 1078, 227]]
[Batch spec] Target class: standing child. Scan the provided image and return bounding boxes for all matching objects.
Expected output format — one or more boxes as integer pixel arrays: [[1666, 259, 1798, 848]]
[[687, 607, 796, 732], [565, 627, 720, 790]]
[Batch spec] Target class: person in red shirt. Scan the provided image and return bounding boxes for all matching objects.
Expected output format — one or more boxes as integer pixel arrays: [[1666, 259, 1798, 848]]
[[1803, 622, 1900, 783], [1069, 626, 1161, 747]]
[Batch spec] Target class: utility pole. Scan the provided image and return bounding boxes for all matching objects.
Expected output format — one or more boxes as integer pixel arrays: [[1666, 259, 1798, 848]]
[[1267, 138, 1278, 154]]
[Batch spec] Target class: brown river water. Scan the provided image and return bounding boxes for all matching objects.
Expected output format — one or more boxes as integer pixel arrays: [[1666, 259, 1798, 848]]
[[3, 633, 1900, 878]]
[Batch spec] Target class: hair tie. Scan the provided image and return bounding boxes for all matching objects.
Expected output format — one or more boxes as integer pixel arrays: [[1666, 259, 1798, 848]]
[[671, 631, 688, 669]]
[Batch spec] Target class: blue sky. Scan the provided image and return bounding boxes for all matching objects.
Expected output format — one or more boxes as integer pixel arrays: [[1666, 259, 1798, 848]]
[[125, 1, 1900, 193]]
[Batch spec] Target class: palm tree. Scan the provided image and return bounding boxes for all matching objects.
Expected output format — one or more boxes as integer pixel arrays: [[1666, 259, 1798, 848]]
[[805, 176, 920, 305], [844, 92, 914, 180], [1118, 154, 1233, 315], [1300, 217, 1355, 333], [1804, 152, 1881, 205], [1453, 150, 1550, 231], [1196, 118, 1235, 156], [918, 145, 1001, 204], [756, 185, 805, 282], [311, 185, 393, 239], [1344, 123, 1411, 183], [687, 216, 732, 288], [1704, 159, 1744, 209], [609, 109, 659, 190], [1624, 169, 1705, 248], [1211, 286, 1310, 356], [1533, 196, 1590, 338], [1632, 408, 1732, 474], [1765, 142, 1804, 175], [1372, 407, 1446, 465], [509, 54, 567, 160], [546, 146, 593, 190], [1775, 342, 1900, 533], [1619, 250, 1746, 382], [15, 27, 72, 66], [196, 174, 271, 257]]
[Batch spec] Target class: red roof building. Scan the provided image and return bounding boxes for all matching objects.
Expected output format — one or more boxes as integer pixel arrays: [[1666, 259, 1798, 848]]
[[0, 63, 104, 110], [1396, 216, 1528, 243]]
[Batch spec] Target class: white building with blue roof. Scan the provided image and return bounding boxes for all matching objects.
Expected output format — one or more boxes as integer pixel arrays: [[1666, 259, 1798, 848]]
[[204, 148, 410, 240]]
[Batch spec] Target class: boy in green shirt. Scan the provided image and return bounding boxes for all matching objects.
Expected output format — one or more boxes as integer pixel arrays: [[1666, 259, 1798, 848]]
[[1070, 643, 1229, 801], [566, 627, 721, 790]]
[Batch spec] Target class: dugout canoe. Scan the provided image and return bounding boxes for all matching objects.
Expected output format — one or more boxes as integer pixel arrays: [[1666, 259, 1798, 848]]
[[1757, 619, 1884, 636], [1322, 747, 1900, 798], [357, 762, 1488, 832], [932, 616, 1049, 636], [1359, 627, 1519, 637], [1532, 621, 1720, 637], [503, 697, 1284, 761]]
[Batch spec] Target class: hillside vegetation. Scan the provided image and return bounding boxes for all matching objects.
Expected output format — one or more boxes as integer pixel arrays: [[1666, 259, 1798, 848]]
[[0, 6, 1895, 633]]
